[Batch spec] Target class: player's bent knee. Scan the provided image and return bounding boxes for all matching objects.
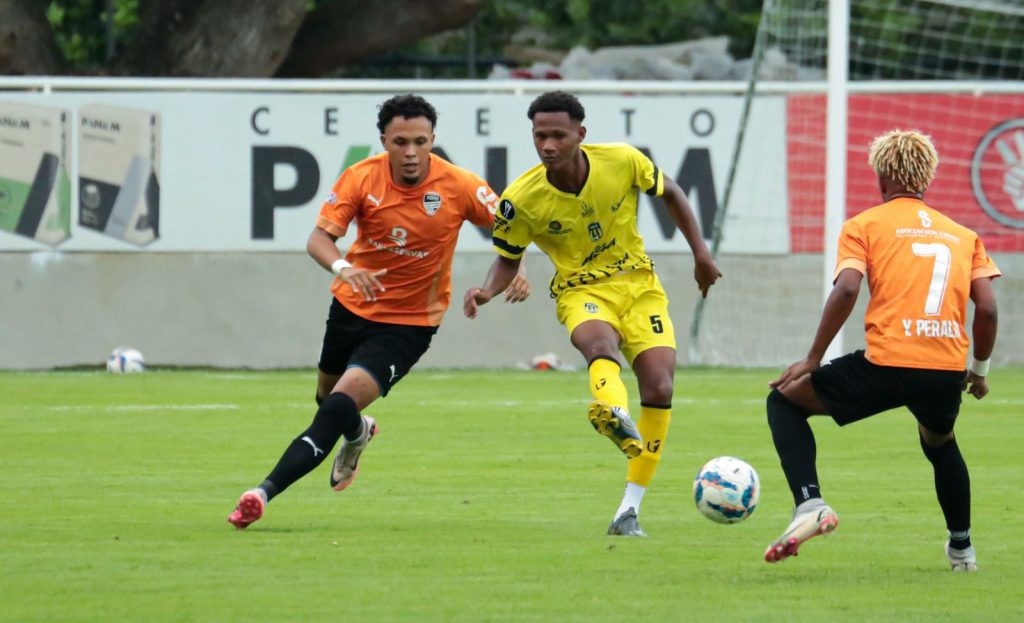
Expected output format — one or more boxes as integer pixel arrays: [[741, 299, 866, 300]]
[[319, 392, 361, 433], [919, 426, 955, 452], [767, 388, 806, 421]]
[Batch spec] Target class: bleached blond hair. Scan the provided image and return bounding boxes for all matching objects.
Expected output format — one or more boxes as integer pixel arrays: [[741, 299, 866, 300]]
[[867, 130, 939, 194]]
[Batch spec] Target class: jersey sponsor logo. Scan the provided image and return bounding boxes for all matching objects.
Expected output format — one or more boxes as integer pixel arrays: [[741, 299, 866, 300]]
[[499, 199, 516, 220], [368, 236, 429, 258], [367, 193, 383, 206], [918, 210, 932, 228], [971, 118, 1024, 228], [580, 202, 594, 218], [386, 226, 408, 247], [476, 186, 499, 215], [588, 222, 603, 241], [547, 220, 572, 235], [895, 227, 960, 244], [324, 191, 338, 206], [584, 302, 599, 313], [423, 191, 442, 216], [582, 237, 617, 265], [610, 194, 627, 213]]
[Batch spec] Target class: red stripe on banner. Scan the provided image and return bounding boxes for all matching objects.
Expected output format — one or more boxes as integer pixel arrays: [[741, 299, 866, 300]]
[[787, 93, 1024, 253], [786, 94, 827, 253]]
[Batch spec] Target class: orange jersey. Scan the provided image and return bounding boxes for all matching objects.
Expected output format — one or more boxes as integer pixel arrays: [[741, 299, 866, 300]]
[[834, 197, 1001, 370], [317, 153, 498, 326]]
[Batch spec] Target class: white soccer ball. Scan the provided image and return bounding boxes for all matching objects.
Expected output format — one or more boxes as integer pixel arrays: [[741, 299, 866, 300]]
[[106, 347, 146, 374], [693, 456, 760, 524]]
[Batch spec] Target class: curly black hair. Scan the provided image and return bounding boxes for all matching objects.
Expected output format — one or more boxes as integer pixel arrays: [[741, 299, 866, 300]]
[[377, 94, 438, 133], [527, 91, 586, 122]]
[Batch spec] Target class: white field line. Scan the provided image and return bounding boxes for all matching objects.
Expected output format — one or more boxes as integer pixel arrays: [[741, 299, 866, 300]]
[[45, 404, 240, 412]]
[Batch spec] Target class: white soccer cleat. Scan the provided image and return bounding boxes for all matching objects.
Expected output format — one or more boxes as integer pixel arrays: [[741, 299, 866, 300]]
[[764, 502, 839, 563], [945, 541, 978, 572], [329, 416, 378, 491]]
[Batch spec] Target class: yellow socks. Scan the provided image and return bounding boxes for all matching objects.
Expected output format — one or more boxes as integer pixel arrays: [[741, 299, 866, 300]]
[[587, 357, 671, 488], [588, 357, 629, 410], [627, 405, 671, 487]]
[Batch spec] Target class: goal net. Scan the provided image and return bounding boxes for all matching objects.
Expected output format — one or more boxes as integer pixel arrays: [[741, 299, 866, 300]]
[[688, 0, 1024, 367]]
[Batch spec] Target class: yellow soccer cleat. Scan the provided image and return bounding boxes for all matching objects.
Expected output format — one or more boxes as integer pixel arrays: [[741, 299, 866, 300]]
[[587, 400, 643, 459]]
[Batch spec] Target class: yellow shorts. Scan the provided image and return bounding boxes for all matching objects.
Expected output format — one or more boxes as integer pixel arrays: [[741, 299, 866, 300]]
[[555, 269, 675, 364]]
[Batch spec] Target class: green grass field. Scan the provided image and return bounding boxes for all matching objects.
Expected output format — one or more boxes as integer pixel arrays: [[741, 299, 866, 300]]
[[2, 367, 1021, 622]]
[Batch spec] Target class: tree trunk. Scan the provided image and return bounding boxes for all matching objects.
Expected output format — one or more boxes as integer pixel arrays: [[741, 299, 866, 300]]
[[0, 0, 63, 75], [277, 0, 482, 77], [123, 0, 307, 76]]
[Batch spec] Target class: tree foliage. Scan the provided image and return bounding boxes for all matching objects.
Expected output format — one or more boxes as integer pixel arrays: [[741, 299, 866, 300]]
[[8, 0, 763, 78]]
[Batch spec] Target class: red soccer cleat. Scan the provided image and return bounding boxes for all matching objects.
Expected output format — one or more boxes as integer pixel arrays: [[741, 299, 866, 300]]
[[227, 490, 266, 529]]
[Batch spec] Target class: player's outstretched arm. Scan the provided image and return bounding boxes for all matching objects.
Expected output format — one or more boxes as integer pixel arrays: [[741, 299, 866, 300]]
[[661, 177, 722, 297], [503, 258, 531, 303], [306, 226, 387, 302], [771, 268, 862, 390], [464, 255, 522, 318], [965, 276, 998, 399]]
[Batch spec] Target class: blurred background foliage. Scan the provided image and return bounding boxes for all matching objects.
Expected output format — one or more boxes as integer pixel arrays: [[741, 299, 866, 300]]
[[43, 0, 763, 77]]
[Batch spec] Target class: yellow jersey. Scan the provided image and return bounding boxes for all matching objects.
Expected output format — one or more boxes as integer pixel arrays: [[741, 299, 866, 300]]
[[492, 143, 664, 297]]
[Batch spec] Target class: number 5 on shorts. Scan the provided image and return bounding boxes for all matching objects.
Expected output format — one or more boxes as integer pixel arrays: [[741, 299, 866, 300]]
[[649, 314, 664, 334]]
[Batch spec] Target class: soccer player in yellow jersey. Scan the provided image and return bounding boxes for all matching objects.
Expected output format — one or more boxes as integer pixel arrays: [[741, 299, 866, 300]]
[[763, 130, 1000, 571], [464, 91, 722, 537]]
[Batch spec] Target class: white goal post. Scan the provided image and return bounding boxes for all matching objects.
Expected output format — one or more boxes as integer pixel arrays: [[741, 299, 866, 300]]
[[688, 0, 1024, 367]]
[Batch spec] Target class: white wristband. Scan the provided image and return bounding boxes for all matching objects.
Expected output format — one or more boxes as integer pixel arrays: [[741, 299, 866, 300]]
[[331, 258, 352, 275], [969, 357, 990, 377]]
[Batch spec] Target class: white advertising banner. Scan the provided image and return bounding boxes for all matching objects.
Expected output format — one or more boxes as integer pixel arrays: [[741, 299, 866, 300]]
[[0, 91, 788, 253]]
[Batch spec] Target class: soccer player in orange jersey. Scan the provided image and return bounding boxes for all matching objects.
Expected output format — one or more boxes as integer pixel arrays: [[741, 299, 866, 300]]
[[228, 95, 529, 529], [763, 130, 1000, 571]]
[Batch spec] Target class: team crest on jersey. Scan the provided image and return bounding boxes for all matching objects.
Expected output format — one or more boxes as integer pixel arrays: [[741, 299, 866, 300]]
[[584, 302, 599, 314], [588, 222, 604, 241], [423, 192, 442, 216], [499, 199, 516, 220], [324, 192, 337, 206]]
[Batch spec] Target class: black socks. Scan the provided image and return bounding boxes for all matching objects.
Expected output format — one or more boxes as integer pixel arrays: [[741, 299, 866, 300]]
[[767, 389, 821, 506], [261, 392, 362, 500], [920, 434, 971, 547]]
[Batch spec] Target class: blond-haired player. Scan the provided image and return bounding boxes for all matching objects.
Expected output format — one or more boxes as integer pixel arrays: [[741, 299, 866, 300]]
[[464, 91, 721, 537], [763, 130, 1000, 570]]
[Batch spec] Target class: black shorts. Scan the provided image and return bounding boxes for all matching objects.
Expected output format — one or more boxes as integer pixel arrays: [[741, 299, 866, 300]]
[[810, 350, 966, 434], [318, 297, 437, 397]]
